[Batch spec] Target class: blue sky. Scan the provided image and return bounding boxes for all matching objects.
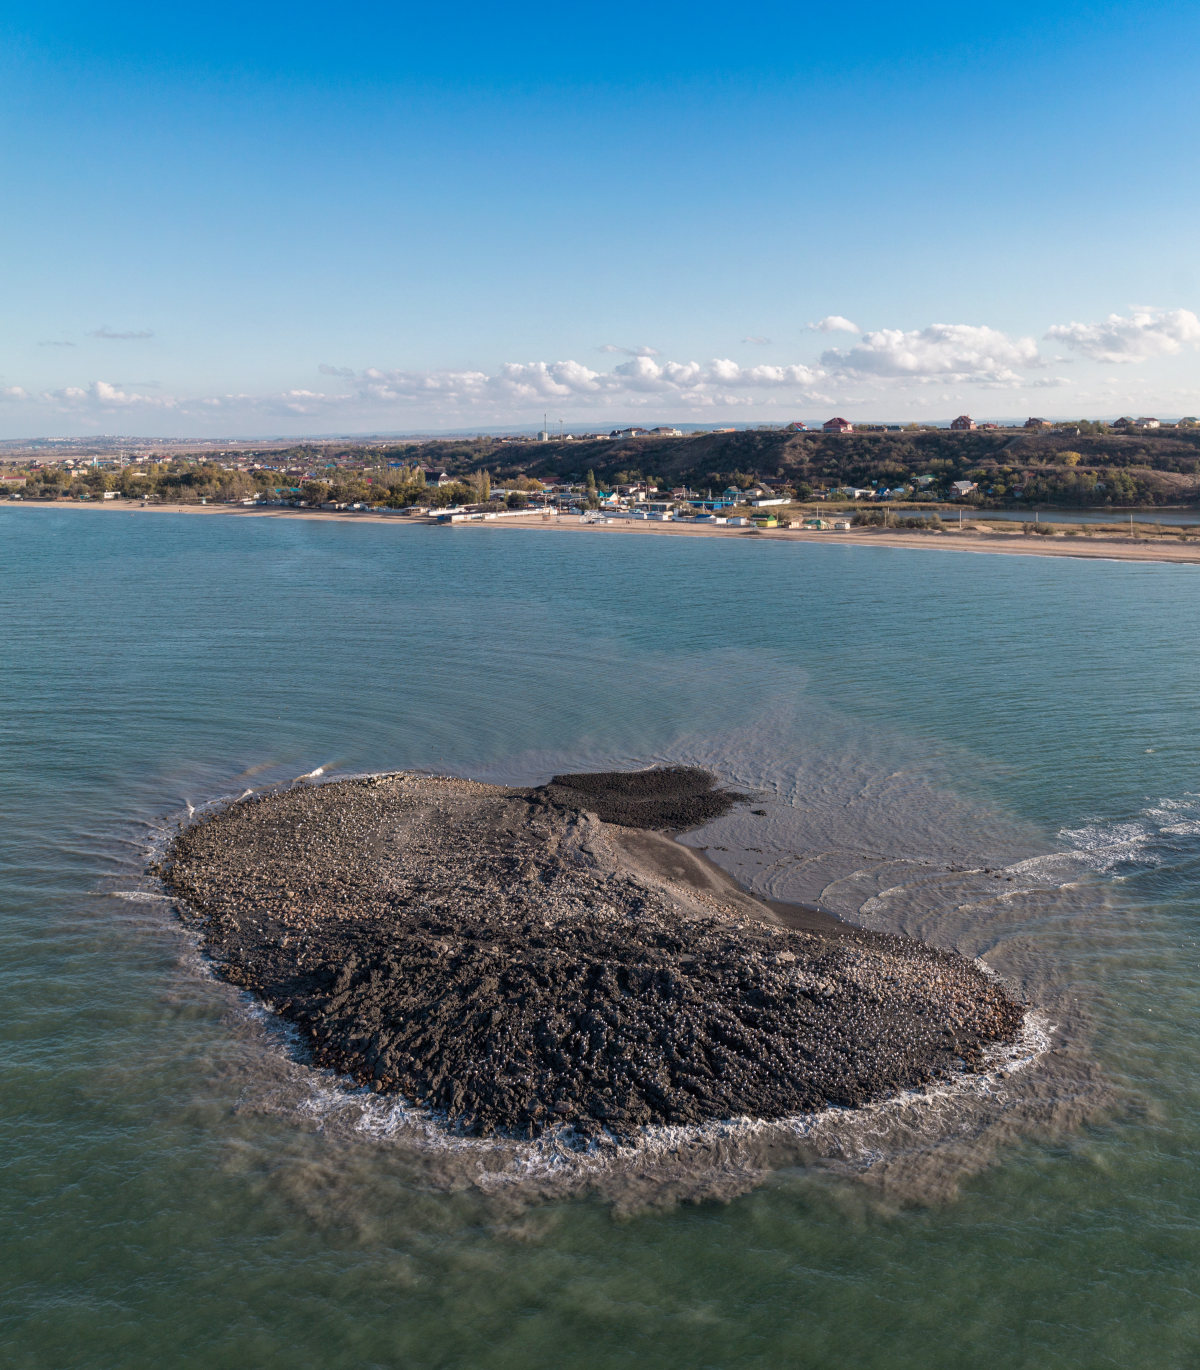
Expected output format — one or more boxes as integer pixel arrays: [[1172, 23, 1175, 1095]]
[[3, 1, 1200, 435]]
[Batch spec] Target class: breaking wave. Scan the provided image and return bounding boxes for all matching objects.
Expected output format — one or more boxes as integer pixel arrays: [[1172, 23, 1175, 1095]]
[[1057, 794, 1200, 876]]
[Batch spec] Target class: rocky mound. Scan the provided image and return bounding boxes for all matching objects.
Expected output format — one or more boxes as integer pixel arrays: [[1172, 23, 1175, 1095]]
[[534, 766, 742, 829], [156, 770, 1024, 1141]]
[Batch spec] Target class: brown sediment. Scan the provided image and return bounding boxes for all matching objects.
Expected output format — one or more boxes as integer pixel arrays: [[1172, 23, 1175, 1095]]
[[155, 768, 1024, 1142]]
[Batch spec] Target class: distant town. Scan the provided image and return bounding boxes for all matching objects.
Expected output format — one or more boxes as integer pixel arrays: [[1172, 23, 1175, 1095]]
[[3, 414, 1200, 518]]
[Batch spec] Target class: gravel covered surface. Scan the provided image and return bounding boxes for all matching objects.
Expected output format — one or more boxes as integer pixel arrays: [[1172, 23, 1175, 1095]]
[[156, 771, 1024, 1141]]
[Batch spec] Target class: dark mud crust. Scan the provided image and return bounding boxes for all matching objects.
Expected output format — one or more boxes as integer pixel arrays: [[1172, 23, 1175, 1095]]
[[535, 766, 742, 830], [156, 769, 1024, 1142]]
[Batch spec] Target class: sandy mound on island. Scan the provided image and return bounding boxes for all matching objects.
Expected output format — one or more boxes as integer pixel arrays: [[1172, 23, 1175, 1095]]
[[156, 770, 1024, 1141]]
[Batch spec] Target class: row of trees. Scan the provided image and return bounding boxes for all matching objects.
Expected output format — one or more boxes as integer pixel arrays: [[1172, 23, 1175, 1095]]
[[13, 462, 273, 503]]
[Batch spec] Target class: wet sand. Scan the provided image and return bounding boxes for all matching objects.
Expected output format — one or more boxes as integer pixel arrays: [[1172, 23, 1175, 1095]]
[[11, 497, 1200, 564], [156, 768, 1023, 1143]]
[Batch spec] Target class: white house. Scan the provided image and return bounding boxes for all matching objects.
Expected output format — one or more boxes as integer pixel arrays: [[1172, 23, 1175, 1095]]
[[950, 480, 978, 497]]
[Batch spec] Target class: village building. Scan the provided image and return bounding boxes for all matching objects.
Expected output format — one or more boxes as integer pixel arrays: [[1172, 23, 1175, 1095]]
[[823, 417, 854, 433], [950, 415, 976, 431]]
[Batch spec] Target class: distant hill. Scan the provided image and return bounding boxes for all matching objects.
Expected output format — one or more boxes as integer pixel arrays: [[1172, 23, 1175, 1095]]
[[422, 427, 1200, 507]]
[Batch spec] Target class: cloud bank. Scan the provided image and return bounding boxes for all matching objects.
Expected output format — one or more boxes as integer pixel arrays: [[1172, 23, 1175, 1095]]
[[820, 323, 1041, 385], [9, 307, 1200, 430], [1045, 308, 1200, 363]]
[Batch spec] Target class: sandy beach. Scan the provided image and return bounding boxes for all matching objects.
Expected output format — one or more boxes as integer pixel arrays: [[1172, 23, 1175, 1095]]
[[9, 497, 1200, 564]]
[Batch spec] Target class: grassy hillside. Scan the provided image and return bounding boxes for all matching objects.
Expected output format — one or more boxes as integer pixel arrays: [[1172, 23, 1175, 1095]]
[[447, 428, 1200, 507]]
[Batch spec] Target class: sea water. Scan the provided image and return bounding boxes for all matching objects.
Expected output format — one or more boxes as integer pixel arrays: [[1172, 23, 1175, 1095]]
[[2, 507, 1199, 1369]]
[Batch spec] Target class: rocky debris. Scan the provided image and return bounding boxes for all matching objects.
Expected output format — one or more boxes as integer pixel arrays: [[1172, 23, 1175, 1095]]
[[155, 770, 1024, 1142]]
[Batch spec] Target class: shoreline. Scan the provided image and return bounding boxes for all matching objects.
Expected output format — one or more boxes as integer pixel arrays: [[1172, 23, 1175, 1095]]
[[9, 496, 1200, 564]]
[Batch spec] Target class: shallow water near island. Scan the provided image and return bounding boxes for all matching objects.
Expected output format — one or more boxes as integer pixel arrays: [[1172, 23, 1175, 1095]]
[[3, 508, 1200, 1368]]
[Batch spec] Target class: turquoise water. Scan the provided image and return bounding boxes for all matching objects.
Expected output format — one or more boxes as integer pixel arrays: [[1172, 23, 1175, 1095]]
[[3, 507, 1199, 1368]]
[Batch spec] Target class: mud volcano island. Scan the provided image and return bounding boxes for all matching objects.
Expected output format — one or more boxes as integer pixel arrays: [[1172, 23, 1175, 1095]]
[[158, 768, 1024, 1141]]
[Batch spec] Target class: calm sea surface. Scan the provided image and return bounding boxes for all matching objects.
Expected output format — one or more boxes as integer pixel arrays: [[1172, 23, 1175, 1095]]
[[3, 508, 1199, 1369]]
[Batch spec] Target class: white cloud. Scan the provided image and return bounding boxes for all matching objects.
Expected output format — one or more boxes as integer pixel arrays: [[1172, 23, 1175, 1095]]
[[1045, 308, 1200, 363], [348, 355, 823, 410], [741, 335, 772, 345], [810, 315, 860, 333], [821, 323, 1040, 385], [597, 343, 659, 357], [87, 327, 155, 341], [48, 380, 178, 409]]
